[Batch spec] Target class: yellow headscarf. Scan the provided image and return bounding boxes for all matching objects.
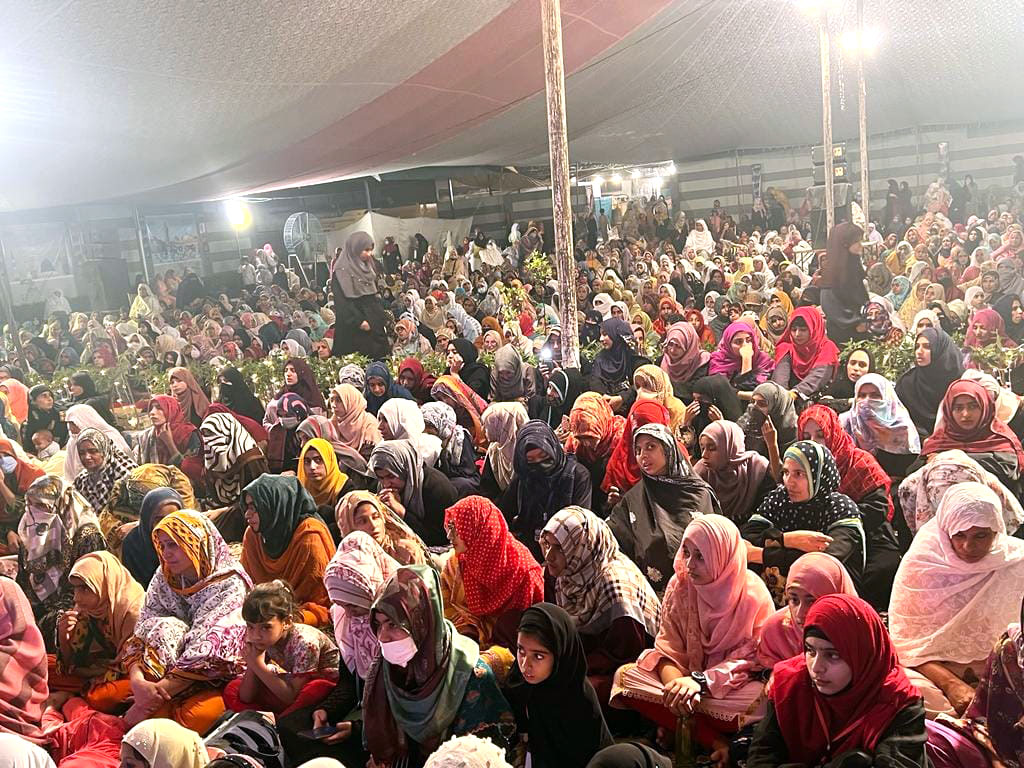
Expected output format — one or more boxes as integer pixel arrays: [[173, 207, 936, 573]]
[[68, 551, 144, 652], [297, 438, 349, 507], [632, 364, 687, 430]]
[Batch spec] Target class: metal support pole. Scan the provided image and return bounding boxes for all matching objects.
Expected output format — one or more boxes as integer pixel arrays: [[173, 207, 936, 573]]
[[363, 179, 373, 212], [819, 15, 835, 236], [134, 208, 151, 285], [856, 0, 869, 219], [0, 237, 25, 363], [540, 0, 580, 368]]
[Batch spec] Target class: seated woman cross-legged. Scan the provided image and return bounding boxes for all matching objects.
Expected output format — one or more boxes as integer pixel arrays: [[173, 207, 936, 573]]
[[611, 515, 774, 767], [121, 509, 251, 733], [889, 481, 1024, 718], [747, 594, 927, 768]]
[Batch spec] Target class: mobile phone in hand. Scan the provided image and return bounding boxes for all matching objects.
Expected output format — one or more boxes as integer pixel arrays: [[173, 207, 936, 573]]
[[297, 724, 338, 740]]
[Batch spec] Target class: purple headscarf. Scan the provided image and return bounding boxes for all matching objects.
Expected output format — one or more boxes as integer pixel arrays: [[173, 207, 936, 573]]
[[707, 321, 774, 383]]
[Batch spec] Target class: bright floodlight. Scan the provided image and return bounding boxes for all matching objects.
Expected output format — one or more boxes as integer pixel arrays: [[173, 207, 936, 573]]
[[631, 168, 642, 178], [224, 199, 251, 230], [665, 163, 677, 175], [841, 27, 881, 54], [592, 175, 604, 185], [611, 173, 623, 183]]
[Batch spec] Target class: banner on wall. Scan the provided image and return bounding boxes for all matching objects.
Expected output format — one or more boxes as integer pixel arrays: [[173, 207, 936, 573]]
[[145, 213, 200, 265], [751, 164, 763, 203]]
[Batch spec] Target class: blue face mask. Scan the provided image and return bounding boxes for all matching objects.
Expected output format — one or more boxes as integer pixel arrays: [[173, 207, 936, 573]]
[[0, 456, 17, 475]]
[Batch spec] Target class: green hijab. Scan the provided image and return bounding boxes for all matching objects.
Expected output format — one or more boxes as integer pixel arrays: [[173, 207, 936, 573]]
[[363, 565, 479, 761], [242, 474, 321, 559]]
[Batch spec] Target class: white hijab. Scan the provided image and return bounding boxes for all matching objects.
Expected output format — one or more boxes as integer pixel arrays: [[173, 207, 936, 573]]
[[889, 481, 1024, 667], [63, 404, 131, 483], [685, 219, 715, 252]]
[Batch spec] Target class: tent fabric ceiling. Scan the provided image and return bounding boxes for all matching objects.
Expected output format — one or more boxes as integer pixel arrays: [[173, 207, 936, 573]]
[[3, 0, 1022, 212]]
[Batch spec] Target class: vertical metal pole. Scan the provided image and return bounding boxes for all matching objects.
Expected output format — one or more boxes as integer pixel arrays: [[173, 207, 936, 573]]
[[448, 178, 457, 216], [819, 14, 835, 236], [540, 0, 580, 368], [134, 207, 151, 285], [363, 179, 373, 212], [734, 151, 743, 215], [856, 0, 869, 219]]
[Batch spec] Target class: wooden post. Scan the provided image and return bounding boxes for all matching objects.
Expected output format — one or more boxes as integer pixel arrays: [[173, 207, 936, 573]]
[[856, 0, 870, 219], [540, 0, 580, 368], [818, 15, 835, 236]]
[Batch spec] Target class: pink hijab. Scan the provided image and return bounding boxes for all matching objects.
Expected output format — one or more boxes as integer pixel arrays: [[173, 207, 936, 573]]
[[693, 421, 768, 524], [660, 322, 711, 383], [651, 514, 773, 670], [757, 553, 857, 668]]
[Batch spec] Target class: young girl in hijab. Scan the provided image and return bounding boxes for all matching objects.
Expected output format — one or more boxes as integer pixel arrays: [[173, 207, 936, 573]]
[[168, 366, 211, 427], [771, 307, 839, 398], [328, 384, 382, 460], [607, 423, 720, 595], [265, 393, 310, 474], [421, 402, 480, 496], [590, 318, 647, 395], [272, 357, 326, 414], [756, 552, 857, 669], [478, 402, 529, 500], [363, 362, 414, 416], [441, 495, 543, 647], [507, 603, 614, 768], [431, 375, 488, 451], [743, 441, 867, 604], [613, 515, 774, 762], [334, 490, 430, 566], [658, 322, 711, 396], [748, 594, 926, 768]]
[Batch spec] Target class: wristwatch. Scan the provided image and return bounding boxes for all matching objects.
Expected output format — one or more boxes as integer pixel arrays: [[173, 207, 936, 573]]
[[690, 671, 709, 695]]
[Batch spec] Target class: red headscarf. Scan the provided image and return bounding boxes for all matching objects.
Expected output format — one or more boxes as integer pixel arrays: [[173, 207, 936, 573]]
[[964, 308, 1016, 349], [149, 394, 197, 454], [398, 357, 436, 403], [770, 594, 920, 765], [774, 306, 839, 380], [566, 393, 625, 464], [602, 400, 671, 493], [683, 309, 716, 346], [0, 438, 44, 493], [798, 404, 893, 520], [921, 379, 1024, 466], [443, 495, 543, 617]]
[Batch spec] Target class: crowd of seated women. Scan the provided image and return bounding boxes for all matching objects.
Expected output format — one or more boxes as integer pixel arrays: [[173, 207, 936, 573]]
[[0, 204, 1023, 767]]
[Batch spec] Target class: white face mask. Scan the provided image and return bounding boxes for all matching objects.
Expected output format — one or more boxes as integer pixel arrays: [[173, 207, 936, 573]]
[[0, 456, 16, 474], [379, 635, 418, 667]]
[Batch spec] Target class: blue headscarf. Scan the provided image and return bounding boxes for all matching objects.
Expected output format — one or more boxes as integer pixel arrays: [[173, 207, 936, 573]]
[[363, 361, 414, 416]]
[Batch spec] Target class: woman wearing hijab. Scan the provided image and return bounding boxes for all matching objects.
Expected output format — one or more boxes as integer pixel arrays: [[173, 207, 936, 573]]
[[771, 307, 839, 398], [71, 427, 138, 513], [331, 231, 389, 358], [120, 718, 209, 768], [57, 551, 144, 713], [736, 381, 797, 465], [334, 490, 429, 565], [122, 510, 250, 731], [685, 219, 715, 252], [748, 594, 926, 768], [431, 375, 488, 451], [328, 383, 382, 460], [444, 338, 491, 400], [707, 321, 775, 391], [297, 437, 353, 512], [489, 345, 535, 404], [743, 441, 868, 603], [693, 421, 773, 525], [919, 378, 1024, 494], [756, 552, 857, 669], [377, 399, 442, 469], [507, 603, 614, 768], [528, 367, 584, 431], [613, 515, 774, 756], [17, 475, 105, 650], [368, 439, 458, 547], [200, 412, 269, 540], [421, 402, 479, 495], [590, 318, 647, 395], [992, 291, 1024, 343], [397, 358, 436, 404], [440, 495, 543, 647], [133, 394, 203, 488], [890, 482, 1024, 717], [501, 420, 592, 561], [363, 565, 515, 767], [895, 326, 965, 437], [658, 322, 710, 397], [21, 384, 67, 454], [541, 507, 660, 684], [216, 366, 266, 424], [607, 423, 719, 595], [263, 392, 309, 474], [168, 366, 211, 427], [272, 357, 326, 415], [797, 405, 902, 609], [0, 579, 49, 746], [564, 394, 625, 514], [818, 222, 869, 343], [120, 487, 185, 587], [478, 402, 529, 501], [363, 361, 415, 417], [63, 403, 129, 484], [241, 475, 336, 626]]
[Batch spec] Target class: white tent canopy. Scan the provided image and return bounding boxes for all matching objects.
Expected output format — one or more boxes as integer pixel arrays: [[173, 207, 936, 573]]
[[3, 0, 1022, 212]]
